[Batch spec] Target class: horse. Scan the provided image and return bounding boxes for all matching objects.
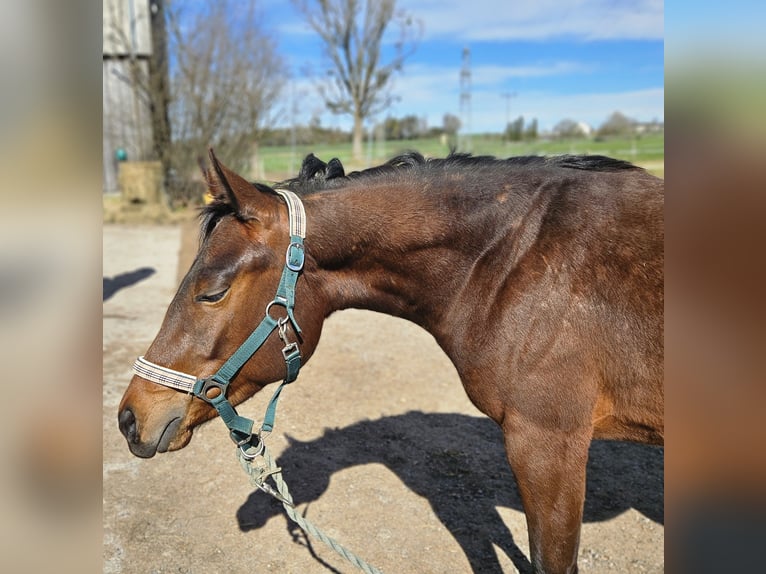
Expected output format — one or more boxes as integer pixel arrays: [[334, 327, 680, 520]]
[[118, 149, 664, 574]]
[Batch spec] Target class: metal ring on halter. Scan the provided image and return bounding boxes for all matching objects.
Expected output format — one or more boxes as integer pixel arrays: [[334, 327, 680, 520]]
[[265, 297, 289, 319], [238, 434, 264, 461]]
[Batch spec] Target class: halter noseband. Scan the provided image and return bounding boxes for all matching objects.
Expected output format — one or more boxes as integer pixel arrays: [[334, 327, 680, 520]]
[[131, 189, 306, 456]]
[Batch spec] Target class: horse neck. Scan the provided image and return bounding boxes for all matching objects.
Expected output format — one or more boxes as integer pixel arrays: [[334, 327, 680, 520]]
[[303, 179, 500, 331]]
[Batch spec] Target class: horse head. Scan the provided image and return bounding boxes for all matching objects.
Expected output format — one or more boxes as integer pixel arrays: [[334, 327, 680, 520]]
[[118, 150, 327, 458]]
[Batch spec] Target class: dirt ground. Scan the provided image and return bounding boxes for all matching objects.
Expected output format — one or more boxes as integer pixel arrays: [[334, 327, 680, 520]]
[[103, 220, 664, 574]]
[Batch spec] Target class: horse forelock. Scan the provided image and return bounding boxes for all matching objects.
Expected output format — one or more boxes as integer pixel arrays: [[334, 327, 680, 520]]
[[198, 200, 235, 243], [198, 181, 277, 243]]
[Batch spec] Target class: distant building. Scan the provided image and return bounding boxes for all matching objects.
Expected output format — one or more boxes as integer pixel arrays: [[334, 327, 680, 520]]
[[103, 0, 155, 192], [551, 118, 591, 139], [576, 121, 593, 137], [635, 120, 664, 134]]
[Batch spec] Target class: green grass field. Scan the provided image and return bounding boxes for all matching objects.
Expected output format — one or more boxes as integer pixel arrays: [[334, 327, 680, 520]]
[[255, 132, 664, 180]]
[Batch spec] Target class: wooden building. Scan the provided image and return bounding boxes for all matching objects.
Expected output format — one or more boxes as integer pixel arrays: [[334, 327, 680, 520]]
[[102, 0, 154, 193]]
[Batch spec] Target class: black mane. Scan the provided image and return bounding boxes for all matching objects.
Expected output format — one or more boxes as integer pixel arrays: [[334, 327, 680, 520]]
[[277, 151, 641, 195], [200, 151, 641, 238]]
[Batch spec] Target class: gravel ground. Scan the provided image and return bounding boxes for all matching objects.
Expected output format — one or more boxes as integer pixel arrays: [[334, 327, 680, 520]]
[[103, 221, 664, 574]]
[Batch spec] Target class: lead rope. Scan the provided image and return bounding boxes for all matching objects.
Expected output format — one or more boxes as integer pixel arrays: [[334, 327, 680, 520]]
[[240, 189, 383, 574], [237, 443, 385, 574], [133, 188, 384, 573]]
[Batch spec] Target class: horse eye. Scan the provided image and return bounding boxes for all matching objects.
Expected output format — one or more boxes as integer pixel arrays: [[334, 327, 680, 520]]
[[196, 287, 229, 303]]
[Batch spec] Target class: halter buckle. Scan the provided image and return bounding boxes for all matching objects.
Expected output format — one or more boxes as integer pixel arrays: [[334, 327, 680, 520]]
[[285, 241, 305, 272], [281, 342, 299, 361]]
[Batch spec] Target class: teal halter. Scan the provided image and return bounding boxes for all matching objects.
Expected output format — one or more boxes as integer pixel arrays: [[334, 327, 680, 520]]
[[132, 189, 306, 457]]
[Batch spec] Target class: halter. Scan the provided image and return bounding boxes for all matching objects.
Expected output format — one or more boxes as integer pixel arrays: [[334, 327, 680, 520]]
[[132, 189, 306, 457]]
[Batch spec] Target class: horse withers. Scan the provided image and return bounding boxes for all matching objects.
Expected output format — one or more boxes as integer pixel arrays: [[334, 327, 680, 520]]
[[118, 150, 663, 574]]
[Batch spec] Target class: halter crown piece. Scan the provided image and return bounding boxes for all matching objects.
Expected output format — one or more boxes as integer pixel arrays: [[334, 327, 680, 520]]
[[132, 189, 306, 456]]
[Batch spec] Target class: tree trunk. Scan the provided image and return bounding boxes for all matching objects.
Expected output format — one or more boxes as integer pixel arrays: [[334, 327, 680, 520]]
[[352, 113, 364, 162], [148, 0, 172, 195]]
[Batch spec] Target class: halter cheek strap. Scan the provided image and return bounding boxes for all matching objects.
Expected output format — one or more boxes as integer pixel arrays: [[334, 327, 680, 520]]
[[131, 189, 306, 453]]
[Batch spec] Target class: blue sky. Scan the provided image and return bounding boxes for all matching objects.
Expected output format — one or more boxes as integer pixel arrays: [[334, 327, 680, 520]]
[[260, 0, 664, 133]]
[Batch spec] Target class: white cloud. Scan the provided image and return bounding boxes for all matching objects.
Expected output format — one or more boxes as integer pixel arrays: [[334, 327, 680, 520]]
[[380, 62, 635, 130], [401, 0, 664, 42], [381, 61, 595, 101], [471, 61, 597, 84], [281, 60, 663, 134], [271, 0, 663, 46], [266, 1, 663, 133]]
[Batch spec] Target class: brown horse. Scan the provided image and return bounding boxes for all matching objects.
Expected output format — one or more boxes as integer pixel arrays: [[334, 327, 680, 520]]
[[118, 150, 663, 574]]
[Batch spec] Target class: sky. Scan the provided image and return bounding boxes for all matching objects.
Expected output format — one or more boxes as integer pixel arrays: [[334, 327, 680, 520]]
[[260, 0, 664, 134]]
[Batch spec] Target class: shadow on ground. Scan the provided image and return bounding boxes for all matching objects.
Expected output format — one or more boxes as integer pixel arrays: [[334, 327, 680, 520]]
[[103, 267, 155, 301], [237, 411, 663, 574]]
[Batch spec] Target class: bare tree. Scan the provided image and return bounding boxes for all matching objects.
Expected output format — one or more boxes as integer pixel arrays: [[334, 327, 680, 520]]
[[168, 0, 285, 200], [597, 111, 636, 138], [443, 113, 461, 137], [292, 0, 420, 160], [553, 118, 587, 140]]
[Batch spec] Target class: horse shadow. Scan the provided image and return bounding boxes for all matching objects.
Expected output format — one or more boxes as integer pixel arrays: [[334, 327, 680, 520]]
[[237, 411, 663, 574], [102, 267, 155, 301]]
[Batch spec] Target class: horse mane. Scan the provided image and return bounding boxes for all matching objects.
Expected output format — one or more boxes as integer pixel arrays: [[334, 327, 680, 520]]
[[276, 151, 641, 195], [199, 151, 641, 239]]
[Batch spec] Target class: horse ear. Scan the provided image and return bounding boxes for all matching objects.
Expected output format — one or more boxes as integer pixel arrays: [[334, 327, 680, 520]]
[[205, 148, 263, 217], [283, 433, 301, 447]]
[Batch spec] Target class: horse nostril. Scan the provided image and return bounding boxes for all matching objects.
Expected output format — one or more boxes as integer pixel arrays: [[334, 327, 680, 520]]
[[118, 407, 138, 444]]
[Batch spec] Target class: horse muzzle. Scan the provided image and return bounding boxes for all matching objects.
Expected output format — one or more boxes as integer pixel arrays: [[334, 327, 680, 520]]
[[118, 399, 191, 458]]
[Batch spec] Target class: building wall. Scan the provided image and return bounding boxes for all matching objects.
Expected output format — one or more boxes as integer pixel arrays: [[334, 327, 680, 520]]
[[103, 0, 151, 56], [103, 0, 154, 192]]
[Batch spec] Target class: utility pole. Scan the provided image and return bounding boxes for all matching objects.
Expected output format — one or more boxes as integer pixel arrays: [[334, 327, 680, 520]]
[[289, 80, 297, 176], [501, 92, 517, 142], [459, 47, 472, 152]]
